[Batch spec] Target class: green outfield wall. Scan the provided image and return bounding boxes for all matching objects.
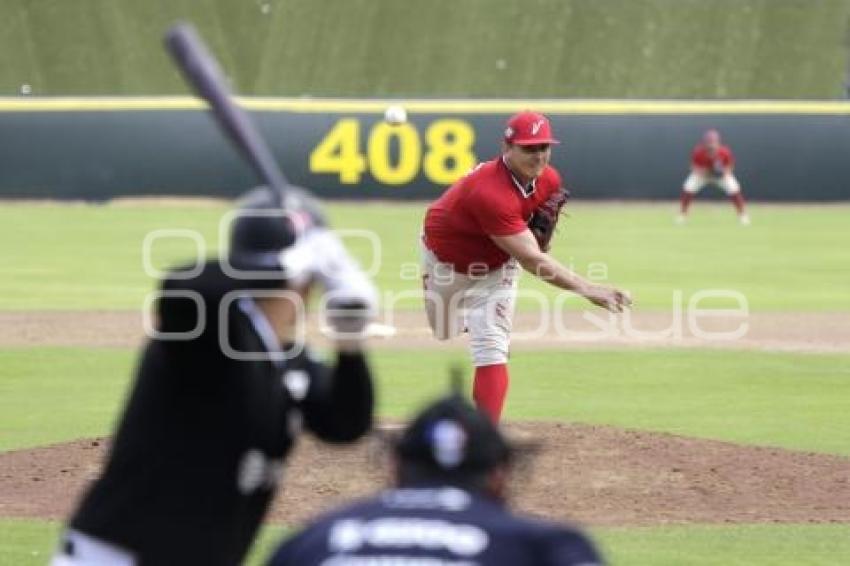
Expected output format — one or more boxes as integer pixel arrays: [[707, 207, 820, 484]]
[[2, 97, 849, 201], [2, 0, 850, 99]]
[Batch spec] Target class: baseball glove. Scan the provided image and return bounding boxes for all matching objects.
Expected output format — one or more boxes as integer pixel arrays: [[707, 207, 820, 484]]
[[528, 187, 570, 252]]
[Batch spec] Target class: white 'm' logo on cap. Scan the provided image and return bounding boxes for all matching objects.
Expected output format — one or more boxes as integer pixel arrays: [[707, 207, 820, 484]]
[[531, 119, 545, 136]]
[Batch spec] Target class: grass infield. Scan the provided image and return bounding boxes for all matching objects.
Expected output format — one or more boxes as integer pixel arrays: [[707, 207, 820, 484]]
[[2, 347, 848, 455], [3, 519, 850, 566]]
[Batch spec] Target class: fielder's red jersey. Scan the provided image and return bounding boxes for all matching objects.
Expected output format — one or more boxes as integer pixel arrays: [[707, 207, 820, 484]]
[[423, 157, 562, 273], [691, 144, 735, 169]]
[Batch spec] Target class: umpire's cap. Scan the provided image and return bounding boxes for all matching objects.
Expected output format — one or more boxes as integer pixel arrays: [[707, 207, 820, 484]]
[[395, 394, 511, 477]]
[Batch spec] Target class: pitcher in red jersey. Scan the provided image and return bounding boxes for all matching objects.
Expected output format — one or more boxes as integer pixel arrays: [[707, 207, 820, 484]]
[[421, 111, 632, 422]]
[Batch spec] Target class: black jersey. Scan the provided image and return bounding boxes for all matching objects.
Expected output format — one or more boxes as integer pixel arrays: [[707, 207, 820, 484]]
[[268, 487, 603, 566], [69, 260, 373, 565]]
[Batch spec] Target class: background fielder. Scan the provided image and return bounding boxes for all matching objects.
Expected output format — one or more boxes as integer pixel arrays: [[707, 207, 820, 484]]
[[678, 129, 750, 225], [421, 111, 631, 422]]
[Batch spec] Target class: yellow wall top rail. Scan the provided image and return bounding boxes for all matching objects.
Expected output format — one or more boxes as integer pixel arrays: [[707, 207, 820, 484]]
[[2, 97, 850, 115]]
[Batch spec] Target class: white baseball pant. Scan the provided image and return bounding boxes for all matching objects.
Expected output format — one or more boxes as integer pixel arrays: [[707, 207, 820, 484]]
[[683, 172, 741, 195], [421, 240, 519, 367]]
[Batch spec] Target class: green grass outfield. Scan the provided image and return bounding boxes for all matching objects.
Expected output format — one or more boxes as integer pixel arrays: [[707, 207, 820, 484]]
[[4, 202, 850, 310]]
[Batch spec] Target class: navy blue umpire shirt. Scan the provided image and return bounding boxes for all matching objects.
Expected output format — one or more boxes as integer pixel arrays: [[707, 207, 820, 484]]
[[268, 486, 603, 566]]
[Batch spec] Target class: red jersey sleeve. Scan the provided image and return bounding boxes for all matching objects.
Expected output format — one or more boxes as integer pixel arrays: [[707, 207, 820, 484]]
[[468, 187, 528, 237]]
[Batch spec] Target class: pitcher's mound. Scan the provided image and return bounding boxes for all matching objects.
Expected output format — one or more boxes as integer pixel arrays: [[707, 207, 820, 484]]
[[1, 423, 848, 527]]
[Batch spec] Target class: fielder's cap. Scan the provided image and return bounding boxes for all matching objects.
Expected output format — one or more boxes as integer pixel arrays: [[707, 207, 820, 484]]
[[395, 394, 511, 476], [504, 111, 560, 146]]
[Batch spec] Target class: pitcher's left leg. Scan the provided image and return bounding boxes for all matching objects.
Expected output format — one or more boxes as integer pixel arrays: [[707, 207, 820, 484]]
[[465, 260, 519, 422]]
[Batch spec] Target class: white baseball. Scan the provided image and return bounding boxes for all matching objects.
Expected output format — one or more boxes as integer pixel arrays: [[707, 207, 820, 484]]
[[384, 105, 407, 125]]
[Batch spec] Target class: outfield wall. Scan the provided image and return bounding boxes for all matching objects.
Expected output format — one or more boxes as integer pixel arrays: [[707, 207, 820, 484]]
[[2, 98, 850, 201]]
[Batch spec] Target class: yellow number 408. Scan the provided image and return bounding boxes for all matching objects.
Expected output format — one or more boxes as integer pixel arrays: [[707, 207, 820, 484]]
[[309, 118, 476, 186]]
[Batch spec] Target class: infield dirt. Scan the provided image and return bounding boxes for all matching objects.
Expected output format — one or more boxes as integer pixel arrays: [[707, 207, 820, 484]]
[[2, 310, 849, 352]]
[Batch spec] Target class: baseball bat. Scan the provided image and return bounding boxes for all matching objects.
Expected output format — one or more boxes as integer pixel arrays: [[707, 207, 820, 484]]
[[164, 22, 287, 207]]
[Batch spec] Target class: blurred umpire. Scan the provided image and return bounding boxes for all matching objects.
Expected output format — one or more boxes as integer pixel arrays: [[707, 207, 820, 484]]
[[52, 187, 376, 566], [267, 392, 603, 566]]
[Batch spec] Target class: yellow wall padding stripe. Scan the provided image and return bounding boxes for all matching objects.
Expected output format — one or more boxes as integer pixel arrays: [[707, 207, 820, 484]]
[[2, 96, 850, 115]]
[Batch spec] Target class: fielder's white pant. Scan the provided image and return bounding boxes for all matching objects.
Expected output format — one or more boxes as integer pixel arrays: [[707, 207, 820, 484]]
[[421, 240, 519, 367], [683, 172, 741, 195], [50, 530, 136, 566]]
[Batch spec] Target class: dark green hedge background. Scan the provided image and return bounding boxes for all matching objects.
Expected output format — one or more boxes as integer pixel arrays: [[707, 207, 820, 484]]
[[2, 0, 850, 99]]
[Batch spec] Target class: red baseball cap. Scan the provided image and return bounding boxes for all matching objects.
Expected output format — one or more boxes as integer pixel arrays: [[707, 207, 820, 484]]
[[504, 111, 560, 145]]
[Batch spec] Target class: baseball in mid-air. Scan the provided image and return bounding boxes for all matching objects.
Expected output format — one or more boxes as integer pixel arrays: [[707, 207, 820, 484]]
[[384, 105, 407, 125]]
